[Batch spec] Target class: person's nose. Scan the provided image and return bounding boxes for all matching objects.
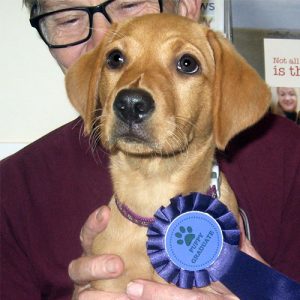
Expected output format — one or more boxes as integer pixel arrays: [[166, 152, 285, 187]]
[[284, 95, 292, 101], [86, 13, 111, 51]]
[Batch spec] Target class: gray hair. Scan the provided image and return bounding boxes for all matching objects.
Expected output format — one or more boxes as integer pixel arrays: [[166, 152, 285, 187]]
[[23, 0, 39, 10], [23, 0, 42, 16]]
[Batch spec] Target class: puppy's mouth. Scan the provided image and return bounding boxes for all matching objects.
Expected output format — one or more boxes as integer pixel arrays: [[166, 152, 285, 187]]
[[113, 120, 153, 145], [107, 119, 195, 157]]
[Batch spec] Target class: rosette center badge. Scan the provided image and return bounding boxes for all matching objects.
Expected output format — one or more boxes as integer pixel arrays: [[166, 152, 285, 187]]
[[165, 211, 223, 271]]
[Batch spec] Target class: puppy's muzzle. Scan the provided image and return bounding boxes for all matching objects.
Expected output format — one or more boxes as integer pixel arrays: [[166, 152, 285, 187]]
[[113, 89, 155, 125]]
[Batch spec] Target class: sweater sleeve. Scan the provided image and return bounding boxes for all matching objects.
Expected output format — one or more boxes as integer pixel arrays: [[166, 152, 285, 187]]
[[1, 205, 41, 300], [0, 118, 112, 300], [271, 125, 300, 281], [218, 114, 300, 282]]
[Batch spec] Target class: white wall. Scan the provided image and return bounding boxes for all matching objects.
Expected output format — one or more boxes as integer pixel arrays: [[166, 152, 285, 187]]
[[0, 2, 78, 159]]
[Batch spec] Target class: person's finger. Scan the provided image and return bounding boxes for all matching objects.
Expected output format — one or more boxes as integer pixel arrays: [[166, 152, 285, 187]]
[[126, 280, 237, 300], [69, 254, 124, 285], [209, 281, 237, 297], [80, 206, 111, 255], [238, 214, 248, 247], [77, 288, 130, 300], [238, 215, 269, 265]]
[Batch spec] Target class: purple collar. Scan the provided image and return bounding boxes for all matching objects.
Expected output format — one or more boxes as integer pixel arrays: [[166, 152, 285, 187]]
[[115, 161, 220, 227], [115, 195, 156, 227], [115, 186, 217, 227]]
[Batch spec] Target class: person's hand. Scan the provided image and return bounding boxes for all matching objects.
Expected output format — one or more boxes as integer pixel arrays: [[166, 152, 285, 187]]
[[68, 206, 128, 300], [238, 215, 269, 266], [126, 280, 238, 300], [69, 208, 268, 300]]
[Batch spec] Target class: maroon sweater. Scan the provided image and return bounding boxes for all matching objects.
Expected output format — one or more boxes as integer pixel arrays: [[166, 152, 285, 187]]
[[1, 114, 300, 299]]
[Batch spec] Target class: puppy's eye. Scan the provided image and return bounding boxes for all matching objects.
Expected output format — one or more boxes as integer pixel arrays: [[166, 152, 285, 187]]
[[107, 50, 125, 69], [177, 54, 200, 74]]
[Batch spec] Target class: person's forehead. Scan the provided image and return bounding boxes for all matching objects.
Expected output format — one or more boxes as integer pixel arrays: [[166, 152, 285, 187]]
[[279, 87, 294, 92], [41, 0, 108, 10]]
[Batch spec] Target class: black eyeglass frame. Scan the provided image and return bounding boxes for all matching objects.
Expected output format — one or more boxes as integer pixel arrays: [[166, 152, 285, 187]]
[[30, 0, 163, 48]]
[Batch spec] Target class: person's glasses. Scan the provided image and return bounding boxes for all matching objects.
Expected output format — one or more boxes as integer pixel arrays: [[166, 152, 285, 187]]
[[30, 0, 163, 48]]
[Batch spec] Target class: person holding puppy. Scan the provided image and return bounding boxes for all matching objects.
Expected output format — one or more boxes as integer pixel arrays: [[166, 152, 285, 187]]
[[1, 1, 300, 299]]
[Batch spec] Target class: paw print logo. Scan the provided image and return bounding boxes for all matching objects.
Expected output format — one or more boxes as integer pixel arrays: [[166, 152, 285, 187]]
[[175, 226, 195, 246]]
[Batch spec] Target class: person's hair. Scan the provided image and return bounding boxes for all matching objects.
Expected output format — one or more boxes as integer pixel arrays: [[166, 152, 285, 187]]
[[23, 0, 39, 10], [23, 0, 179, 14], [23, 0, 41, 16]]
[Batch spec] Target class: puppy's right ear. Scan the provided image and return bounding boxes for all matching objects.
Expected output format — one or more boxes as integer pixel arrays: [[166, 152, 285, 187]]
[[65, 45, 104, 134]]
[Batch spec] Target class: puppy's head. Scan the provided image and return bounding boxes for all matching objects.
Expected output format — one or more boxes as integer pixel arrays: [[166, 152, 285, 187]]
[[66, 14, 270, 154]]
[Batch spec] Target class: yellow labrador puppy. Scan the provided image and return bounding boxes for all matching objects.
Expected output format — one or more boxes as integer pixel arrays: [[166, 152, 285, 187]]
[[66, 14, 270, 292]]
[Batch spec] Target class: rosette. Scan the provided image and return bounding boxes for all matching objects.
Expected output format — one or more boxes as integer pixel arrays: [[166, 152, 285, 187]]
[[146, 192, 240, 289], [146, 192, 300, 299]]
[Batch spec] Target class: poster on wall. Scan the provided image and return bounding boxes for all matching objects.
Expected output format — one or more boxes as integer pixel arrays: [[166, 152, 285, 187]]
[[200, 0, 231, 38], [227, 0, 300, 125], [264, 39, 300, 124]]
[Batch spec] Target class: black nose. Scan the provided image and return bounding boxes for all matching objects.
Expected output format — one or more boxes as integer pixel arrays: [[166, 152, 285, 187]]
[[113, 89, 155, 124]]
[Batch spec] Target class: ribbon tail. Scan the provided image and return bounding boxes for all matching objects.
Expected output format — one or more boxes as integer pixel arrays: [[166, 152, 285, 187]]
[[219, 251, 300, 300]]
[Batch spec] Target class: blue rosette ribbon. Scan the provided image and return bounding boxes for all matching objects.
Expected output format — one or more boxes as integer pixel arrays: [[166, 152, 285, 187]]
[[146, 192, 300, 299]]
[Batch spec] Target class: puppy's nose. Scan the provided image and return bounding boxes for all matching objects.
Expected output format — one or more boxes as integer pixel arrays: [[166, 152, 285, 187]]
[[113, 89, 155, 124]]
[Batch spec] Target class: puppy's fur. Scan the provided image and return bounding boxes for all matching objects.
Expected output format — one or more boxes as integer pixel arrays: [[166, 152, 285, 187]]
[[66, 14, 271, 292]]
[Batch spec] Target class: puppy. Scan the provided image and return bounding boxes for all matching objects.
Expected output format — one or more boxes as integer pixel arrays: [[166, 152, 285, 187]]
[[66, 14, 271, 292]]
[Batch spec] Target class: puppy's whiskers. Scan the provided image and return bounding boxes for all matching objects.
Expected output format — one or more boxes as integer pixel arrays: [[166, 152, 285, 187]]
[[87, 109, 111, 163], [164, 119, 196, 172], [175, 116, 197, 131], [104, 30, 127, 44]]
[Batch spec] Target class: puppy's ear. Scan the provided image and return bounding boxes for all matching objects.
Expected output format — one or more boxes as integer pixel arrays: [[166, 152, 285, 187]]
[[207, 30, 271, 150], [65, 46, 104, 134]]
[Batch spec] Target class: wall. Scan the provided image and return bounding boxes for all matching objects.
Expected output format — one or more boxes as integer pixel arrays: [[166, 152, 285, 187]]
[[0, 2, 78, 159]]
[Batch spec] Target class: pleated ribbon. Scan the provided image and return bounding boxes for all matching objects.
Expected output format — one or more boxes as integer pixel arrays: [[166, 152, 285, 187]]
[[146, 192, 300, 299]]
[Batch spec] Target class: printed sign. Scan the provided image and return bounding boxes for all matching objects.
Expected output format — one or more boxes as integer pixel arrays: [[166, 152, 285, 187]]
[[200, 0, 225, 33], [264, 39, 300, 88]]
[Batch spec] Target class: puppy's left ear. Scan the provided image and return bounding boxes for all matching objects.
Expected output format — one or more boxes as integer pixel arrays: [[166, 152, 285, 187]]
[[65, 45, 104, 134], [207, 30, 271, 150]]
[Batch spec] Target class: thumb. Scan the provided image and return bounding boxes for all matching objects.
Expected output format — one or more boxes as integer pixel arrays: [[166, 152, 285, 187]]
[[126, 280, 235, 300], [80, 205, 111, 255]]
